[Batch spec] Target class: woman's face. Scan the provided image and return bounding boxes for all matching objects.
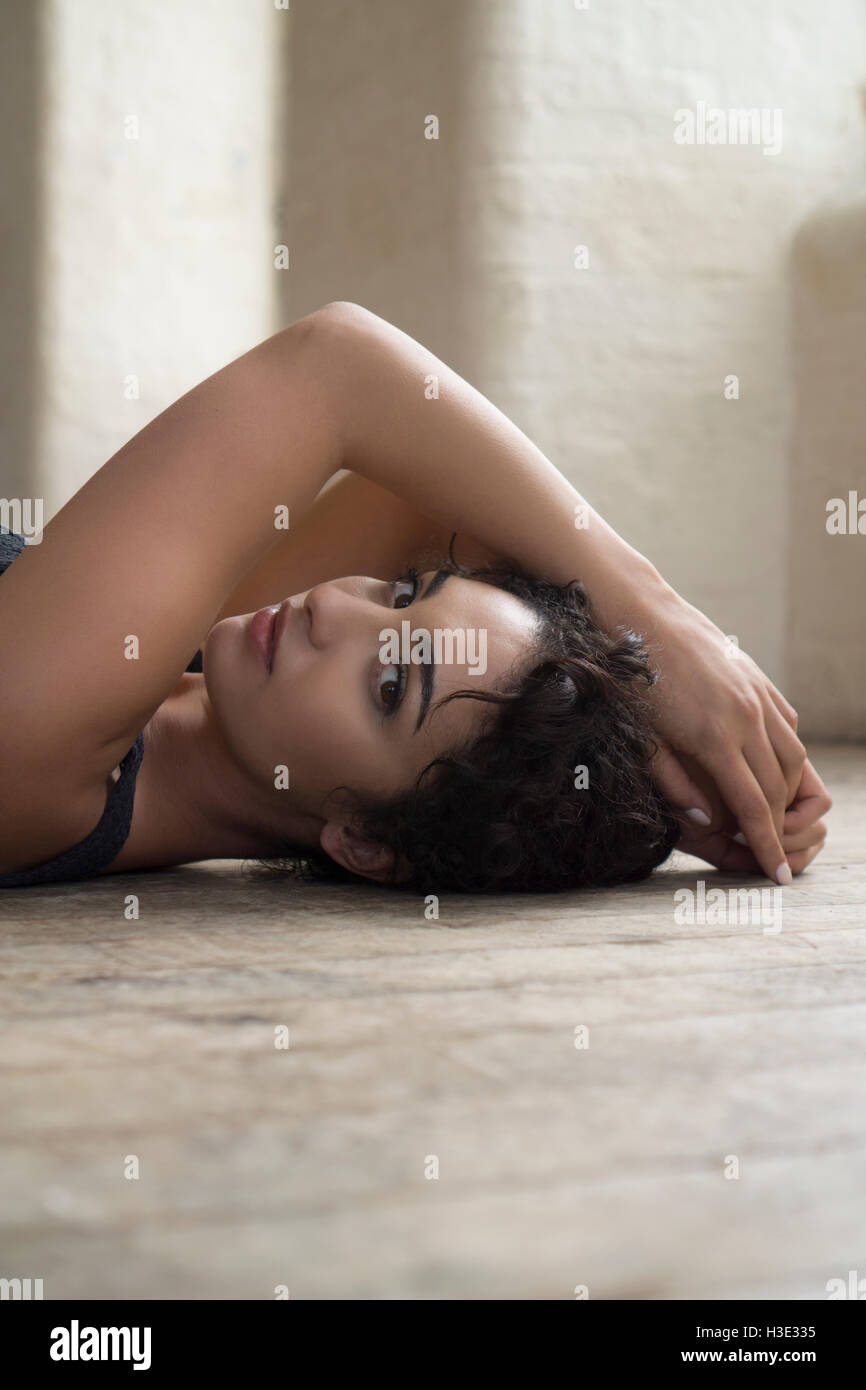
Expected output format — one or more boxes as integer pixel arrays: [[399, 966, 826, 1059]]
[[203, 569, 541, 827]]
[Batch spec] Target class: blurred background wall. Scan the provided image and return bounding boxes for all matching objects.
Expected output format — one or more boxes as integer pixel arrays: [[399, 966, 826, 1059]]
[[1, 0, 282, 514], [1, 0, 864, 736]]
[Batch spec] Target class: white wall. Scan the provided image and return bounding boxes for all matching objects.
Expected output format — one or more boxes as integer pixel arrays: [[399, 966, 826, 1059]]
[[3, 0, 863, 735], [38, 0, 282, 518], [460, 0, 866, 728], [284, 0, 866, 735]]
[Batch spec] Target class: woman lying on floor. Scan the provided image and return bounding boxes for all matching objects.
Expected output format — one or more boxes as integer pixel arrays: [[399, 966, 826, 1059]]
[[0, 303, 830, 891]]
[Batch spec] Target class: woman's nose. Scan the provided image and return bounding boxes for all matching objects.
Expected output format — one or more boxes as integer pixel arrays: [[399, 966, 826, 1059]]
[[305, 578, 382, 648]]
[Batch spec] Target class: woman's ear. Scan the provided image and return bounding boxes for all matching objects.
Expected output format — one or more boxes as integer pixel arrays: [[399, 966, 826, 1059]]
[[319, 820, 412, 883]]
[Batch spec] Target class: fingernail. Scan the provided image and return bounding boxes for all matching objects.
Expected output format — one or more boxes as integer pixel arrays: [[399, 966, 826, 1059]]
[[686, 808, 711, 827], [733, 832, 748, 845], [776, 862, 793, 886]]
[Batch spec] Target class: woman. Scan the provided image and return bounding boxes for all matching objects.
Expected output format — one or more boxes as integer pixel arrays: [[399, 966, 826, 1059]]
[[0, 302, 830, 891]]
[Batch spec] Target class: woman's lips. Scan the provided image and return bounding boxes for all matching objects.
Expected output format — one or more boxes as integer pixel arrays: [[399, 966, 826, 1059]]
[[250, 604, 281, 672]]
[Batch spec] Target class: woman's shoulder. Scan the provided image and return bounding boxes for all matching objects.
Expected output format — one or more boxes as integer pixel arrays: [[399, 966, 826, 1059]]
[[0, 529, 201, 886], [0, 530, 129, 881], [0, 734, 145, 886]]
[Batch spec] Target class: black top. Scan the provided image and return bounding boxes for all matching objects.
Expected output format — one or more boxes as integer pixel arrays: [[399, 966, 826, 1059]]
[[0, 529, 203, 887]]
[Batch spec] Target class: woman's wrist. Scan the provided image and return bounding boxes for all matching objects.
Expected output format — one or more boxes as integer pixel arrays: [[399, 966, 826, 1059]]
[[571, 520, 681, 642]]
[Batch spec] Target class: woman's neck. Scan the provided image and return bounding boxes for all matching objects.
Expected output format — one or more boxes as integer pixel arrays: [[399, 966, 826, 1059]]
[[103, 675, 321, 874]]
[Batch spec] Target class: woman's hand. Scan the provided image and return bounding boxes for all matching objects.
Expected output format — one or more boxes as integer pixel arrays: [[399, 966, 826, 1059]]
[[665, 750, 830, 877], [305, 303, 833, 880], [630, 588, 832, 883]]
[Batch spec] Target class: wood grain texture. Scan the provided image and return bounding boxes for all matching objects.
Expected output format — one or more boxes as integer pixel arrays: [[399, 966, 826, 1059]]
[[1, 742, 864, 1300]]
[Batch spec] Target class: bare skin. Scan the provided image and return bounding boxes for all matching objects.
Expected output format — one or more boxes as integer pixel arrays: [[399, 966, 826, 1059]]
[[0, 303, 830, 881], [104, 569, 541, 880]]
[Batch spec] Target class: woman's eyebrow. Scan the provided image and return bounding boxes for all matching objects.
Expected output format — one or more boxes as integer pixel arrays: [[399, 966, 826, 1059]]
[[419, 568, 452, 603], [413, 569, 452, 733]]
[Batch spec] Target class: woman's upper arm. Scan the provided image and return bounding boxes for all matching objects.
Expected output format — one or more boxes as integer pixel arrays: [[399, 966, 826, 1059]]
[[0, 309, 337, 790], [212, 470, 501, 623]]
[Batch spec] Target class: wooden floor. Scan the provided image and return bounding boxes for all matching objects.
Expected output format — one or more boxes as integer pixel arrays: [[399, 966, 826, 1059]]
[[1, 742, 864, 1301]]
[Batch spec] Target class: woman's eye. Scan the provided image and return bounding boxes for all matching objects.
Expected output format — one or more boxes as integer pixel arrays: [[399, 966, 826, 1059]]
[[374, 570, 417, 716], [378, 664, 407, 711], [393, 571, 419, 609]]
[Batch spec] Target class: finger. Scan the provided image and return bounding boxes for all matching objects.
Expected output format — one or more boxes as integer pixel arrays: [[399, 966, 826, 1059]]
[[703, 753, 791, 884], [733, 821, 826, 853], [687, 834, 826, 878], [783, 823, 827, 853], [651, 739, 713, 824], [741, 729, 791, 835], [783, 759, 833, 834], [786, 841, 825, 875], [765, 682, 800, 732], [677, 828, 759, 873], [760, 699, 807, 808]]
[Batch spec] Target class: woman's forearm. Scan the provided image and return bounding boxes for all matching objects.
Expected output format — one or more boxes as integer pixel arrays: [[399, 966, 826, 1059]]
[[310, 303, 824, 885], [313, 301, 674, 633]]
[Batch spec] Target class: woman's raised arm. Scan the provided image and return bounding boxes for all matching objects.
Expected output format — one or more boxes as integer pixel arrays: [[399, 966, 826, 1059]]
[[0, 300, 826, 882], [0, 310, 338, 860], [307, 301, 824, 884]]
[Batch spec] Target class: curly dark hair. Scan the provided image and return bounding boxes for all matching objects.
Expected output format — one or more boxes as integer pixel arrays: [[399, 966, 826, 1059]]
[[254, 548, 681, 894]]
